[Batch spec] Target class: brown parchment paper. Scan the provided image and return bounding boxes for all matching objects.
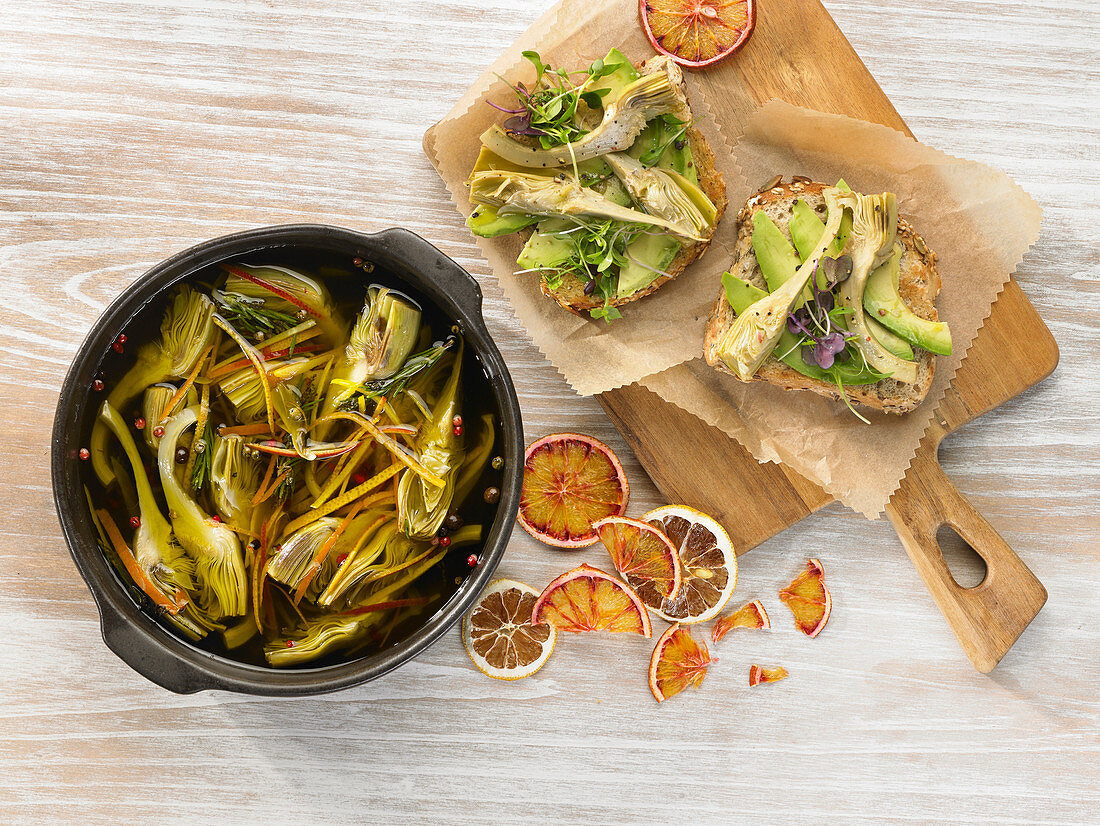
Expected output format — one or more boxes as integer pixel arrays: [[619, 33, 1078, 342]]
[[640, 100, 1042, 517], [426, 0, 746, 396]]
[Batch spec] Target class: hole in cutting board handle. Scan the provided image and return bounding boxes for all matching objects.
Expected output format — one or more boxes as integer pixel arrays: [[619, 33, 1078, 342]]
[[936, 525, 987, 588]]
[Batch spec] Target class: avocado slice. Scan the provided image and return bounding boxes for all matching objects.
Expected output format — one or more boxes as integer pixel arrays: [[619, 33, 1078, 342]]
[[597, 48, 640, 102], [467, 206, 539, 238], [516, 219, 573, 271], [751, 211, 802, 293], [864, 245, 952, 355], [617, 233, 679, 297], [720, 272, 881, 385], [788, 202, 913, 359]]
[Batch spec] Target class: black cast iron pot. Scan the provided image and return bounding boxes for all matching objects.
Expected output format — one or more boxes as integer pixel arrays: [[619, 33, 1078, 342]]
[[51, 225, 522, 696]]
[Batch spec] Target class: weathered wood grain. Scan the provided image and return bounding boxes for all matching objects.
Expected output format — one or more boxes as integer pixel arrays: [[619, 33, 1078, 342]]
[[0, 0, 1097, 823]]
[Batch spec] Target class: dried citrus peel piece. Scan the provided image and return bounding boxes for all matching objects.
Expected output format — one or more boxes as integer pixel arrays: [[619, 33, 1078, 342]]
[[532, 563, 652, 637], [779, 558, 831, 637], [462, 579, 557, 681], [650, 623, 715, 702], [749, 664, 788, 687], [711, 598, 770, 642], [594, 515, 682, 604], [518, 433, 629, 548]]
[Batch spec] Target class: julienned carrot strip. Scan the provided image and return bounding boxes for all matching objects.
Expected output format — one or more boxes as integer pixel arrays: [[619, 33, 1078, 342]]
[[283, 471, 400, 535], [96, 508, 187, 614], [156, 345, 212, 427], [254, 504, 284, 632], [208, 342, 324, 381], [252, 454, 277, 506], [222, 264, 321, 317], [253, 468, 291, 506], [292, 502, 362, 604]]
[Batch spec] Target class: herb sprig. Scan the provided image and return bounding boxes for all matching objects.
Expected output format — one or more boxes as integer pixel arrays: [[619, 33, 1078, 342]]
[[214, 291, 299, 340], [489, 51, 619, 149]]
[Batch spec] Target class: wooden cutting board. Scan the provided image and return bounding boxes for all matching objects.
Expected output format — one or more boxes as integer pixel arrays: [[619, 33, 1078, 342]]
[[597, 0, 1056, 672]]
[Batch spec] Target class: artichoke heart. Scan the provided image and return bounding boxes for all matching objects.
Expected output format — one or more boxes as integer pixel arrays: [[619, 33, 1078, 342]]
[[468, 168, 703, 242], [158, 407, 248, 619], [329, 286, 422, 407], [479, 56, 690, 168], [224, 264, 346, 347], [89, 285, 215, 487], [604, 152, 716, 241], [265, 517, 340, 591], [210, 434, 262, 528], [829, 189, 919, 385], [716, 189, 848, 380]]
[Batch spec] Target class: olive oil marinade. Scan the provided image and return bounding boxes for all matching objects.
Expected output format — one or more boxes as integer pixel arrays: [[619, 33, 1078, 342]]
[[81, 247, 503, 668]]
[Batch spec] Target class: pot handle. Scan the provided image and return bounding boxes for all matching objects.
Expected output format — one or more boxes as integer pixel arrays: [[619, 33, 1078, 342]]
[[373, 227, 485, 322], [97, 596, 215, 694]]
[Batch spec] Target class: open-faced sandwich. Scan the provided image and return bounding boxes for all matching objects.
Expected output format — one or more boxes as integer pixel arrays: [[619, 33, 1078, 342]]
[[704, 178, 952, 417], [465, 49, 726, 321]]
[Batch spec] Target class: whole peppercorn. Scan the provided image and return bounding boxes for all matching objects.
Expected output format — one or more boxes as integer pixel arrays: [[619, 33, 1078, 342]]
[[92, 378, 105, 392], [78, 447, 90, 461], [483, 486, 500, 505], [116, 334, 127, 345], [134, 417, 146, 430], [438, 535, 452, 547], [443, 513, 464, 532], [491, 456, 504, 470], [130, 516, 141, 529], [174, 446, 189, 464], [153, 425, 165, 438], [466, 554, 479, 568]]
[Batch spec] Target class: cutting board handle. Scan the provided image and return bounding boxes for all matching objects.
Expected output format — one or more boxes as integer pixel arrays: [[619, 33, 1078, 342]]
[[885, 436, 1046, 672]]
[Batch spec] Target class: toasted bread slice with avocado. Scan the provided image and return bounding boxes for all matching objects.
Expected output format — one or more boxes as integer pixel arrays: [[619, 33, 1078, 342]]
[[703, 179, 942, 414], [541, 122, 728, 314]]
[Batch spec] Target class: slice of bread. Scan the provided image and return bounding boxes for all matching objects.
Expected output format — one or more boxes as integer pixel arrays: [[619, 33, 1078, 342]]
[[536, 57, 728, 315], [541, 125, 728, 314], [703, 179, 942, 414]]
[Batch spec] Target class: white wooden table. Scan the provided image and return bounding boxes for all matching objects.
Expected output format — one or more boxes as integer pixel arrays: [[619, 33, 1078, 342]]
[[2, 1, 1097, 822]]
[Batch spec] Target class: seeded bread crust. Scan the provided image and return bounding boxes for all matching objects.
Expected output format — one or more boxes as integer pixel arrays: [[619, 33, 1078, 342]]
[[702, 179, 942, 414]]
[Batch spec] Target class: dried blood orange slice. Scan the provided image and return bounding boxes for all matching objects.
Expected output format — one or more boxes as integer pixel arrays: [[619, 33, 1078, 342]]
[[532, 563, 652, 637], [779, 558, 831, 638], [462, 579, 557, 681], [749, 664, 789, 687], [711, 598, 770, 642], [640, 0, 756, 69], [644, 505, 737, 624], [593, 516, 682, 605], [518, 433, 629, 549], [649, 623, 715, 702]]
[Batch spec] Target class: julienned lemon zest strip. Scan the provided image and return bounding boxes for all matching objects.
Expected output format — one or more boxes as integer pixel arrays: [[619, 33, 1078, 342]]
[[284, 471, 400, 535], [213, 314, 276, 435], [292, 502, 363, 605], [314, 411, 444, 489], [156, 344, 213, 428]]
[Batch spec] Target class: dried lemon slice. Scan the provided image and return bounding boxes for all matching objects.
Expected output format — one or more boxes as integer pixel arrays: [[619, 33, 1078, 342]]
[[644, 504, 737, 624], [462, 579, 557, 681]]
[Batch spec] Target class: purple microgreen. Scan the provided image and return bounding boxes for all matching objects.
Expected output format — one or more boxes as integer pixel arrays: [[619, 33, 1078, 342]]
[[487, 101, 527, 115]]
